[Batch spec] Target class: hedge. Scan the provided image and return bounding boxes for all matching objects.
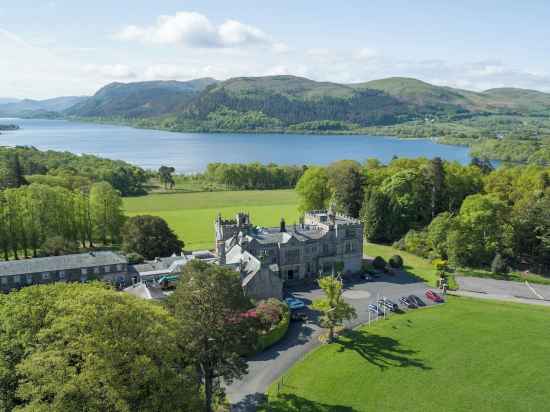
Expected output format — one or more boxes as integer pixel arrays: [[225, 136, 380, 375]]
[[255, 305, 290, 353]]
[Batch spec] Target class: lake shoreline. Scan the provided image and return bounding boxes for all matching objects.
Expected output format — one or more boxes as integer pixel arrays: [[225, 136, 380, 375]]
[[0, 117, 472, 173]]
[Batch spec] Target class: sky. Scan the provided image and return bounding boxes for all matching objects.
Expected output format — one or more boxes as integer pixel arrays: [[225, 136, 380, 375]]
[[2, 0, 550, 99]]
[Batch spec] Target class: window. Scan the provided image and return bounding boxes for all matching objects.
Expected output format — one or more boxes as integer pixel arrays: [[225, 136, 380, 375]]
[[26, 275, 33, 285], [104, 265, 111, 273], [42, 272, 50, 280], [81, 268, 87, 275], [1, 277, 7, 285], [14, 275, 21, 284], [80, 275, 88, 283], [59, 271, 66, 280], [93, 267, 100, 275], [116, 264, 123, 271]]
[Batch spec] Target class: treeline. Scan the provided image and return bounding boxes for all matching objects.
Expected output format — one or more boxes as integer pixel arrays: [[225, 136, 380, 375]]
[[204, 162, 305, 190], [295, 158, 550, 273], [0, 182, 124, 260], [185, 88, 412, 127], [0, 146, 149, 195]]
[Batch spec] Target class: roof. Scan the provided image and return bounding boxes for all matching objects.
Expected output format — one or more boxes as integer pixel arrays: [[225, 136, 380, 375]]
[[0, 251, 127, 277], [247, 226, 327, 245]]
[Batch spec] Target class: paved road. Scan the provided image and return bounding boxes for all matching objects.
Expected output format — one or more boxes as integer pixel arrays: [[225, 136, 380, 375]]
[[227, 271, 436, 411], [456, 276, 550, 301]]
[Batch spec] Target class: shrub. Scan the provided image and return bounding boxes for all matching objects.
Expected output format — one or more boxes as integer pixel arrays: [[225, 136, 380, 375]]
[[392, 238, 406, 250], [372, 256, 387, 270], [255, 304, 290, 352], [403, 229, 430, 257], [389, 255, 404, 268], [255, 298, 285, 332], [491, 253, 507, 275], [126, 252, 145, 264]]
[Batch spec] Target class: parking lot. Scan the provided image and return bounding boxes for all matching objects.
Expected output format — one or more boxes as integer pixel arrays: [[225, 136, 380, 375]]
[[228, 269, 440, 411]]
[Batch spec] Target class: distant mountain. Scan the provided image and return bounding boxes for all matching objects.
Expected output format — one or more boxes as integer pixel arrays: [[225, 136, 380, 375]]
[[65, 78, 218, 118], [352, 77, 550, 115], [0, 98, 20, 105], [25, 75, 550, 130], [0, 96, 88, 117]]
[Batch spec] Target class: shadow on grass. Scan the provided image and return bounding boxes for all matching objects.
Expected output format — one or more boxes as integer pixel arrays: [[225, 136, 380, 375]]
[[259, 394, 359, 412], [336, 330, 431, 371]]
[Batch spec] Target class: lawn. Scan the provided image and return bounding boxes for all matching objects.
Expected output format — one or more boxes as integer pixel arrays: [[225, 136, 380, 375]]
[[264, 296, 550, 412], [365, 242, 438, 285], [123, 190, 299, 250]]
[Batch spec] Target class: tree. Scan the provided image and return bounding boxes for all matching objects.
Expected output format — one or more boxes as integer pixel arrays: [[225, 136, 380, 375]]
[[89, 182, 124, 245], [424, 157, 446, 218], [169, 260, 257, 412], [327, 160, 364, 217], [158, 165, 176, 189], [447, 194, 509, 267], [3, 153, 28, 188], [0, 282, 200, 412], [491, 253, 507, 275], [122, 215, 183, 260], [312, 275, 357, 342], [427, 212, 455, 259], [295, 166, 331, 213]]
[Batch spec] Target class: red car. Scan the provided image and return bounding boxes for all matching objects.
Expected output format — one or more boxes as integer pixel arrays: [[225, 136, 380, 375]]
[[425, 290, 444, 303]]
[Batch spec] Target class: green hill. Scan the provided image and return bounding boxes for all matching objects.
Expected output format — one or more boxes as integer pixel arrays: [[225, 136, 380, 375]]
[[61, 75, 550, 129], [65, 78, 218, 118]]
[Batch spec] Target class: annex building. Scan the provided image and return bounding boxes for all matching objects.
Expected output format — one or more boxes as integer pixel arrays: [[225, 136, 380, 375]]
[[215, 208, 364, 300], [0, 251, 129, 293]]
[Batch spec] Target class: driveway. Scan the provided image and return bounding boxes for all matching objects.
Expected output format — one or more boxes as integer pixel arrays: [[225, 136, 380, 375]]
[[456, 276, 550, 301], [227, 271, 436, 411]]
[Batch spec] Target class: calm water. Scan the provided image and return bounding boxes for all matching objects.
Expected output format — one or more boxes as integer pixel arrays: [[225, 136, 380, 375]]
[[0, 118, 470, 173]]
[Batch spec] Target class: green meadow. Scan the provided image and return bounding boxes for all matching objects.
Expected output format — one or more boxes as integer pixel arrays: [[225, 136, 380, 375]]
[[123, 190, 300, 250], [264, 296, 550, 412]]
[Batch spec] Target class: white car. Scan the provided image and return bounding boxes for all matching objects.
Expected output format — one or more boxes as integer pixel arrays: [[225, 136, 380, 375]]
[[285, 297, 306, 310]]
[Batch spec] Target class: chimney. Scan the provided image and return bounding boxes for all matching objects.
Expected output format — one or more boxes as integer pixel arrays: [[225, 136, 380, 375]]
[[280, 218, 286, 232]]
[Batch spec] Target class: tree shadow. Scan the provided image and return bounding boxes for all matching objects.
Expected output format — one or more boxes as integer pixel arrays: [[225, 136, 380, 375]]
[[336, 330, 431, 371], [259, 393, 359, 412]]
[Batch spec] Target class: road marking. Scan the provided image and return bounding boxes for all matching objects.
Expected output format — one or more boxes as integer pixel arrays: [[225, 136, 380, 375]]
[[525, 281, 544, 300]]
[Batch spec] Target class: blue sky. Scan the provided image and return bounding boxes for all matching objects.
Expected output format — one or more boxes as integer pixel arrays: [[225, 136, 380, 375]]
[[2, 0, 550, 98]]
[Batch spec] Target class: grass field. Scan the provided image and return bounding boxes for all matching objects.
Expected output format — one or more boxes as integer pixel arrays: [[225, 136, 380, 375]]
[[264, 296, 550, 412], [365, 242, 439, 285], [123, 190, 299, 250]]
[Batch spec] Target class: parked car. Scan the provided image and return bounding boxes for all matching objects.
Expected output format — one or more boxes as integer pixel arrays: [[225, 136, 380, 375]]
[[360, 273, 373, 281], [408, 294, 426, 307], [425, 290, 444, 303], [378, 298, 398, 312], [290, 311, 308, 322], [285, 297, 306, 310], [399, 296, 417, 308], [367, 304, 383, 316]]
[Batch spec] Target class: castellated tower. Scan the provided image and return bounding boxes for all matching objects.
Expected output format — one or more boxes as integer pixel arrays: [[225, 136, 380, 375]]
[[214, 212, 252, 262]]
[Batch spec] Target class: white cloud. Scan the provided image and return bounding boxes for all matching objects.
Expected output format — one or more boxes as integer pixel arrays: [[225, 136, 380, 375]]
[[115, 11, 276, 49], [83, 64, 136, 79]]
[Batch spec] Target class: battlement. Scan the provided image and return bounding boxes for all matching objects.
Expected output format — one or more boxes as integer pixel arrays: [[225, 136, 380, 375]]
[[304, 210, 361, 226]]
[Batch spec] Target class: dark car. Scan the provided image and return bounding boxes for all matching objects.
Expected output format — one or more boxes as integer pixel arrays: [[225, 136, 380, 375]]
[[408, 294, 426, 307], [425, 290, 444, 303], [367, 304, 383, 316], [290, 311, 308, 322], [360, 273, 374, 281], [378, 298, 398, 312], [399, 296, 417, 309]]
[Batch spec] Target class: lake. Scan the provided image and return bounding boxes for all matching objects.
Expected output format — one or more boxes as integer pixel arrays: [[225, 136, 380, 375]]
[[0, 118, 470, 173]]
